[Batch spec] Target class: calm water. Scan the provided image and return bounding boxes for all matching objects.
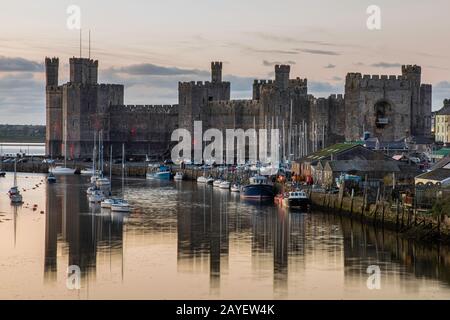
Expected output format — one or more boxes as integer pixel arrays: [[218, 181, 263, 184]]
[[0, 143, 45, 156], [0, 173, 450, 300]]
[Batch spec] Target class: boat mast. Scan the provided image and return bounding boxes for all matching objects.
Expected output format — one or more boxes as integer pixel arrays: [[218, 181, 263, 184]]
[[64, 118, 67, 168], [93, 131, 96, 176], [14, 158, 17, 187], [122, 143, 125, 197], [109, 144, 113, 182]]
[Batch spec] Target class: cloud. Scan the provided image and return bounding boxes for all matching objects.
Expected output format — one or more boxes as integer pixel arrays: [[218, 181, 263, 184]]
[[370, 62, 402, 68], [0, 56, 44, 72], [262, 60, 296, 67], [308, 81, 343, 97], [250, 33, 358, 48], [433, 81, 450, 110], [299, 49, 340, 56], [110, 63, 209, 76], [100, 63, 255, 104], [324, 64, 336, 69], [0, 73, 45, 124], [332, 76, 343, 81]]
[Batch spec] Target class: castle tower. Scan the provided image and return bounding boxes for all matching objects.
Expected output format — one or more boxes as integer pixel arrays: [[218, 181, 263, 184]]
[[45, 57, 63, 157], [45, 57, 59, 87], [402, 65, 429, 137], [69, 57, 98, 84], [275, 65, 290, 90], [211, 61, 222, 83]]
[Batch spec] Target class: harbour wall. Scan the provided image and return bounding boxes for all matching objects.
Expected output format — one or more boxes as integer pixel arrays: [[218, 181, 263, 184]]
[[309, 191, 450, 244]]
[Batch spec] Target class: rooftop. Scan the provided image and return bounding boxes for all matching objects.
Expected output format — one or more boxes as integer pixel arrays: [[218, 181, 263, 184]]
[[432, 148, 450, 157], [436, 105, 450, 116], [416, 168, 450, 182], [325, 160, 400, 173], [299, 143, 359, 162]]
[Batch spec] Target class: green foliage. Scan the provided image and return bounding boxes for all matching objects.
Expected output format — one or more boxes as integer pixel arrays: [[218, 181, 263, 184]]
[[432, 197, 450, 217]]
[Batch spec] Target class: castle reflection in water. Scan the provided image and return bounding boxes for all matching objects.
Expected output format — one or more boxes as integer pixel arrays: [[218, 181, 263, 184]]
[[42, 177, 450, 295]]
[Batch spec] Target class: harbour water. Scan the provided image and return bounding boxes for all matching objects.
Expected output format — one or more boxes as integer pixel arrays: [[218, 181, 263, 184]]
[[0, 143, 45, 157], [0, 173, 450, 299]]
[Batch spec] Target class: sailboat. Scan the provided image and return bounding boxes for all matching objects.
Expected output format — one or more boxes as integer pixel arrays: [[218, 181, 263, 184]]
[[9, 159, 23, 204], [50, 119, 76, 175], [95, 131, 111, 187], [109, 144, 131, 212]]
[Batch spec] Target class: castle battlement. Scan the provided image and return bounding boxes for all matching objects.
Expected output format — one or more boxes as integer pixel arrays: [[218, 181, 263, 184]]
[[289, 78, 307, 87], [178, 81, 230, 89], [402, 64, 421, 74], [329, 94, 344, 100], [62, 83, 123, 89], [210, 99, 259, 108], [253, 79, 274, 85], [45, 57, 59, 64], [110, 104, 179, 113], [346, 72, 411, 89]]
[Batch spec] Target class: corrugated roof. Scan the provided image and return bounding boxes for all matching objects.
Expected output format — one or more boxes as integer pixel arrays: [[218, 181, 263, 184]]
[[436, 105, 450, 116], [325, 160, 400, 173], [416, 168, 450, 182], [298, 143, 359, 163], [433, 148, 450, 157], [431, 156, 450, 170]]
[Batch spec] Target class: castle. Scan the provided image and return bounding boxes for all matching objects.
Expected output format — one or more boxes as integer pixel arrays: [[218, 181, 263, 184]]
[[45, 56, 432, 160]]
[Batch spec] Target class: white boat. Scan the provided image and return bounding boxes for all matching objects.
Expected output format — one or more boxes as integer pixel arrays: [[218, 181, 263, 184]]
[[282, 190, 311, 209], [52, 119, 75, 175], [9, 160, 23, 204], [219, 181, 231, 189], [81, 168, 100, 176], [111, 199, 131, 212], [231, 184, 241, 192], [88, 189, 105, 203], [174, 172, 183, 181], [95, 177, 111, 187], [197, 176, 207, 184], [50, 166, 76, 175], [100, 198, 120, 208], [213, 179, 223, 187]]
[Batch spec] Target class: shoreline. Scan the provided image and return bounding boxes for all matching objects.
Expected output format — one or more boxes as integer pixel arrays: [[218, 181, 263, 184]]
[[309, 191, 450, 245], [3, 163, 449, 245]]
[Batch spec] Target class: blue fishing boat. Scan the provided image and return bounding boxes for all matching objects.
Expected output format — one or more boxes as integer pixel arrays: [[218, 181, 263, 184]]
[[241, 175, 275, 201], [147, 165, 172, 180]]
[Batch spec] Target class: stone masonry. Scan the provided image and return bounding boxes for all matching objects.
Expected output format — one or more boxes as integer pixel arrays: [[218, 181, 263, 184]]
[[45, 56, 432, 160]]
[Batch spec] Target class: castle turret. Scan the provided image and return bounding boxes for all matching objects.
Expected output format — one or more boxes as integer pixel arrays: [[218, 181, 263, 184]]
[[45, 57, 59, 87], [69, 57, 98, 84], [275, 65, 290, 90], [211, 61, 222, 83], [402, 65, 422, 83]]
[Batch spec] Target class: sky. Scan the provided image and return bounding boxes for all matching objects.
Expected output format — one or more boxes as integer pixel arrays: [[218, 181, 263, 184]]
[[0, 0, 449, 124]]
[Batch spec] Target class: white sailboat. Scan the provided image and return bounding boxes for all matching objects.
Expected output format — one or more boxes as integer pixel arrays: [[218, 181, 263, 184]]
[[109, 144, 131, 212], [95, 131, 111, 188], [9, 160, 23, 204], [50, 119, 76, 175]]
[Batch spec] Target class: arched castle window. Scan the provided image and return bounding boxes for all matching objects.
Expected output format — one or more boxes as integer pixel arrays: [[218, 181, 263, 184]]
[[374, 100, 392, 129]]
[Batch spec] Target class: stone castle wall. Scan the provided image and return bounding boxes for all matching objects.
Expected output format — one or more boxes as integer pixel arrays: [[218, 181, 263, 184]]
[[344, 66, 432, 142], [45, 58, 433, 160]]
